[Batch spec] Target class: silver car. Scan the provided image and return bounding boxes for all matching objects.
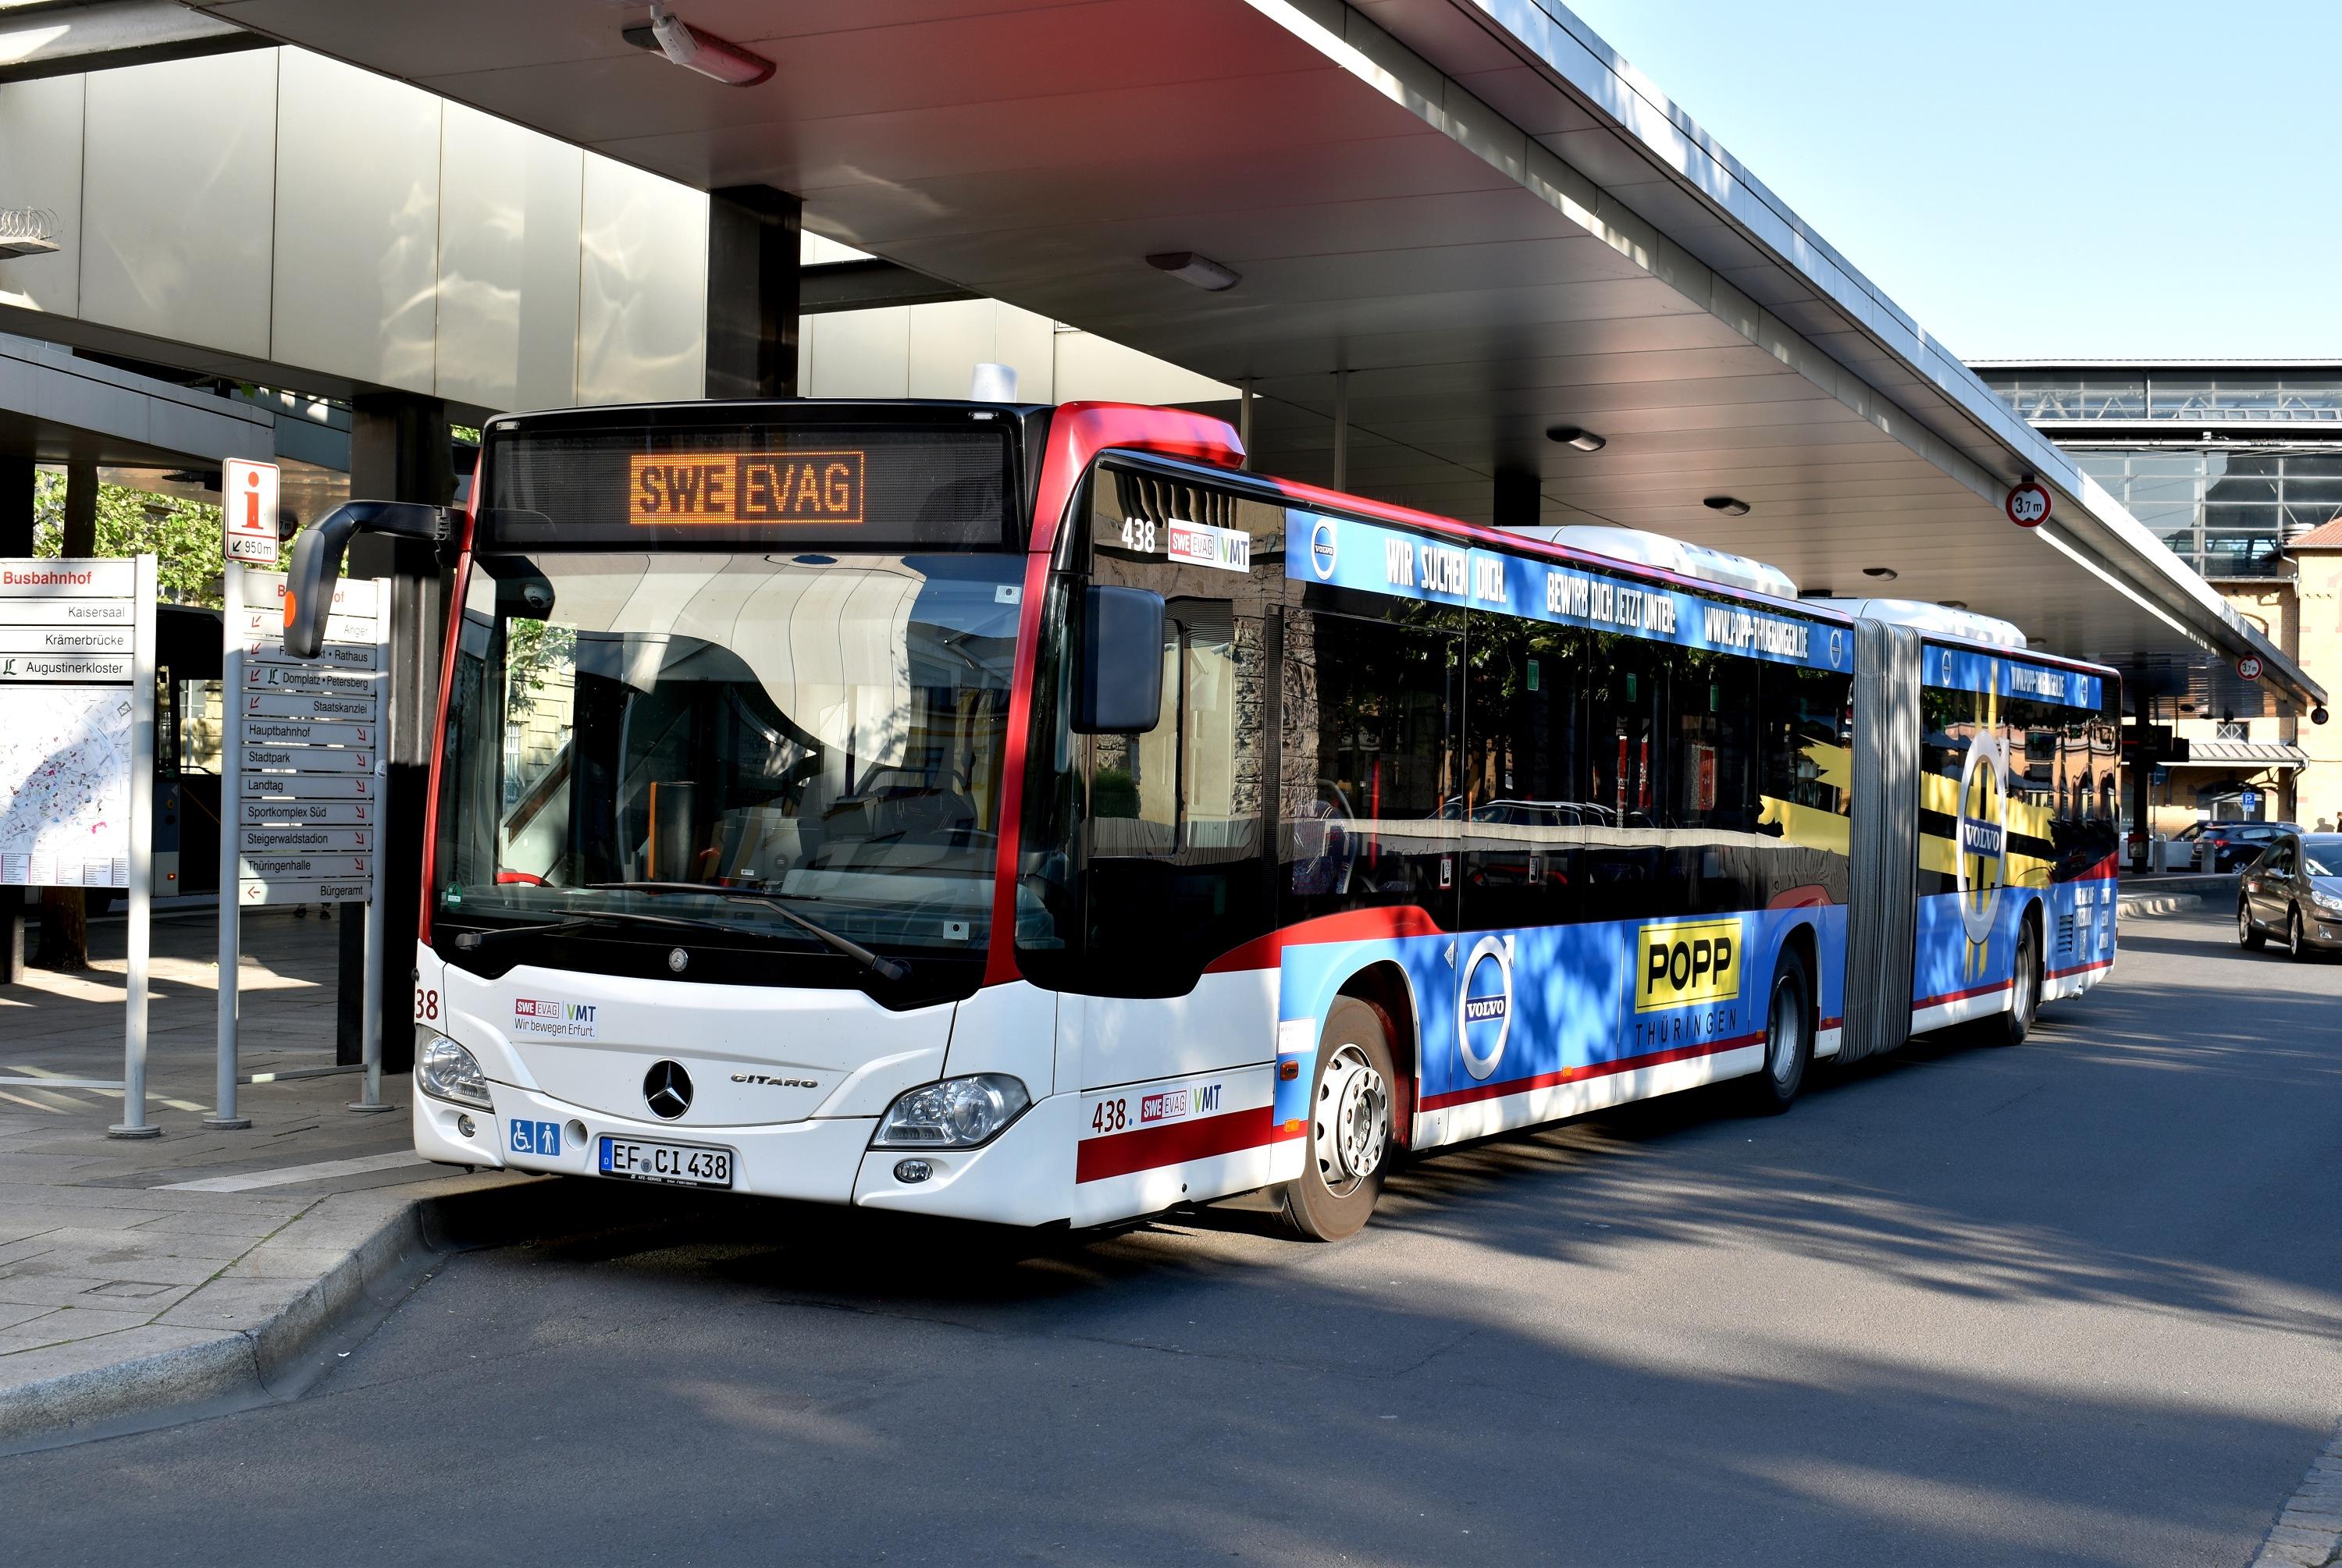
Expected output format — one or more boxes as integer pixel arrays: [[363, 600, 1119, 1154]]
[[2238, 833, 2342, 958]]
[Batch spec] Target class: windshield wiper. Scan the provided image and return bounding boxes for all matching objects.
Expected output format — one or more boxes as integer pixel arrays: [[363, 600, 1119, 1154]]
[[451, 907, 802, 955], [587, 880, 911, 983], [452, 916, 598, 952]]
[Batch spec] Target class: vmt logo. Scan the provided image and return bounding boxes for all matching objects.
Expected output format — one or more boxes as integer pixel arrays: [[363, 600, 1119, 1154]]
[[514, 998, 596, 1025]]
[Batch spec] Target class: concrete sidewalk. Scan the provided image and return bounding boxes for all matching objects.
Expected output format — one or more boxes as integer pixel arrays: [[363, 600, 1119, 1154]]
[[0, 908, 521, 1445], [2120, 870, 2241, 918]]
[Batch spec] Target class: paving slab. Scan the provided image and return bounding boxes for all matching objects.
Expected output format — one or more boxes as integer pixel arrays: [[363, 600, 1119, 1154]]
[[0, 908, 521, 1445]]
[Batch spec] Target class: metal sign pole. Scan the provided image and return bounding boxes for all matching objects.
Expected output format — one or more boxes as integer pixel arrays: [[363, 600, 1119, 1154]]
[[206, 558, 249, 1130], [349, 585, 393, 1114], [109, 555, 160, 1139]]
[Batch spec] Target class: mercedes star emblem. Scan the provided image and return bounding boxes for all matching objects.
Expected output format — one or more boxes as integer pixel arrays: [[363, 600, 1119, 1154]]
[[667, 947, 689, 973], [642, 1060, 693, 1120]]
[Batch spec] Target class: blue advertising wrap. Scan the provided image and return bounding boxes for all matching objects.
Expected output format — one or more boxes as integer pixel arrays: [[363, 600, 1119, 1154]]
[[1924, 642, 2105, 712], [1285, 513, 1851, 674], [1269, 908, 1849, 1136]]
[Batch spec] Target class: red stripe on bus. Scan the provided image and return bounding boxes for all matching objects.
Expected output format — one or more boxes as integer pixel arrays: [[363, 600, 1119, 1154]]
[[1913, 980, 2011, 1009], [418, 475, 479, 947], [2047, 957, 2112, 980], [1417, 1031, 1761, 1112], [1202, 906, 1446, 973], [1076, 1105, 1275, 1183]]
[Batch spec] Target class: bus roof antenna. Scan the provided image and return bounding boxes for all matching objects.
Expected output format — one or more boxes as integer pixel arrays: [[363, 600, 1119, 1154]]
[[970, 361, 1018, 401]]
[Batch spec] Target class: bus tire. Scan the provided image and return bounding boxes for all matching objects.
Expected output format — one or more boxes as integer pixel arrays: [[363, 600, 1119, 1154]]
[[1743, 948, 1811, 1115], [1276, 997, 1395, 1242], [1982, 915, 2042, 1047]]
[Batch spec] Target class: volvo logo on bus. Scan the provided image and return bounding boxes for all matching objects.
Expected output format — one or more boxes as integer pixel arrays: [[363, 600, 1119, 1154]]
[[643, 1060, 693, 1119], [1309, 520, 1339, 580], [1955, 728, 2012, 946], [1457, 934, 1514, 1081]]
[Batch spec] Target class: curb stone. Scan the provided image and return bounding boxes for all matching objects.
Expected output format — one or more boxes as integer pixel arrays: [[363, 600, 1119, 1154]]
[[0, 1172, 540, 1449], [2251, 1422, 2342, 1567]]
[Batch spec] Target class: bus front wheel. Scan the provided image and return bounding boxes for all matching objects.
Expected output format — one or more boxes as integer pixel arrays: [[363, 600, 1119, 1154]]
[[1276, 998, 1394, 1242]]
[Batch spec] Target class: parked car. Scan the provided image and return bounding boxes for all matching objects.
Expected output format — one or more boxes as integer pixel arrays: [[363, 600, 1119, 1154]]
[[2238, 833, 2342, 958], [2198, 820, 2300, 872]]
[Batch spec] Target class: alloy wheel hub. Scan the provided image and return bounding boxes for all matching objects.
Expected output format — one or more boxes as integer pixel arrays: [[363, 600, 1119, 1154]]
[[1316, 1050, 1389, 1186]]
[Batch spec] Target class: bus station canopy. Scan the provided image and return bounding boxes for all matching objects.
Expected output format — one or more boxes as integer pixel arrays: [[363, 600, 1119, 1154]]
[[189, 0, 2323, 719]]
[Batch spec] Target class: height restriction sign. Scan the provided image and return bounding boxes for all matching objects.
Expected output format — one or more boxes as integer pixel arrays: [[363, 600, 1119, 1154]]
[[222, 459, 280, 565]]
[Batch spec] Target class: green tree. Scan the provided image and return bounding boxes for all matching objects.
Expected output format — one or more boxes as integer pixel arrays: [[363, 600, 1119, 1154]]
[[32, 470, 226, 606]]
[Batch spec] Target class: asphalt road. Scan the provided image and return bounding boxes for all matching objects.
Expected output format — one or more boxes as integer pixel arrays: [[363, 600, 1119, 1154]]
[[8, 911, 2340, 1566]]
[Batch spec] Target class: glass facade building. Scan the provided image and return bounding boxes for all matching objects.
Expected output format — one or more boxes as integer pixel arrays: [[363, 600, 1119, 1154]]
[[1974, 366, 2342, 579]]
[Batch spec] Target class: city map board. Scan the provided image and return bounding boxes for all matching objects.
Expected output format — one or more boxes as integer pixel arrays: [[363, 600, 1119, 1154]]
[[0, 560, 141, 888]]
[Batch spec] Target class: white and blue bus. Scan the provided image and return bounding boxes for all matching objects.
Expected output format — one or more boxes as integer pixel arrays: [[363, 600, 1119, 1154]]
[[287, 398, 2121, 1239]]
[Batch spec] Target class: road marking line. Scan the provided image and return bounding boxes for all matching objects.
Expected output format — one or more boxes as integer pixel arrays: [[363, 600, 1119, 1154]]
[[154, 1150, 431, 1192]]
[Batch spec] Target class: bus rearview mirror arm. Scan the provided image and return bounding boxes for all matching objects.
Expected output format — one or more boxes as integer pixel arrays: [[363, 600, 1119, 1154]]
[[283, 501, 453, 657], [1073, 585, 1166, 735]]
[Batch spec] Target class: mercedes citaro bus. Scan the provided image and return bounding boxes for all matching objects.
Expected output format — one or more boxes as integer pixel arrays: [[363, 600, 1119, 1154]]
[[284, 398, 2120, 1239]]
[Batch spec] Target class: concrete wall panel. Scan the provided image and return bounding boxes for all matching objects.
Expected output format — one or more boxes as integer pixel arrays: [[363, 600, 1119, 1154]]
[[1055, 328, 1237, 407], [906, 299, 1005, 401], [436, 103, 583, 413], [575, 155, 707, 406], [0, 76, 85, 316], [899, 299, 1056, 404], [271, 52, 442, 394], [78, 52, 279, 357], [803, 307, 909, 399]]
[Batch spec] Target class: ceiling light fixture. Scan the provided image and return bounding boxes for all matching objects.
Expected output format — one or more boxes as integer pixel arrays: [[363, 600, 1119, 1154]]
[[1145, 251, 1241, 292], [623, 4, 774, 87], [1547, 425, 1606, 453], [1863, 567, 1898, 581], [1702, 496, 1750, 517]]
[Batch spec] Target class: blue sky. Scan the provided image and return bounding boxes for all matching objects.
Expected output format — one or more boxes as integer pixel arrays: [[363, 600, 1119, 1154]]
[[1558, 1, 2341, 361]]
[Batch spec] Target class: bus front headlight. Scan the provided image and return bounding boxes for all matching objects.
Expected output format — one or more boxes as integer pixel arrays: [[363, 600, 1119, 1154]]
[[874, 1074, 1030, 1149], [416, 1031, 493, 1111]]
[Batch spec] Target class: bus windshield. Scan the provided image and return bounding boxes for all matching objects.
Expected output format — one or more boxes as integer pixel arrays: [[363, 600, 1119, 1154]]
[[435, 550, 1024, 960]]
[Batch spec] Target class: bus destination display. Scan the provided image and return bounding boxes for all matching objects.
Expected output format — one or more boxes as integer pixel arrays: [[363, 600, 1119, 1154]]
[[628, 450, 865, 525]]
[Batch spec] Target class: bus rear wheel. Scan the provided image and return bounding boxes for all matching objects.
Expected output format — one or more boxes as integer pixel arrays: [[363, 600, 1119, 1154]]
[[1981, 917, 2041, 1047], [1276, 998, 1394, 1242], [1742, 948, 1811, 1115]]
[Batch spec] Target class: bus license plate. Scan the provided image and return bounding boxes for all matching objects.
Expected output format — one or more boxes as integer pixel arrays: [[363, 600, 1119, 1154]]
[[597, 1136, 734, 1189]]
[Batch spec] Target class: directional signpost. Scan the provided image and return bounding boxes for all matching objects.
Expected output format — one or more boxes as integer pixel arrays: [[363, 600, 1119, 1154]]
[[214, 555, 393, 1125], [0, 556, 159, 1136]]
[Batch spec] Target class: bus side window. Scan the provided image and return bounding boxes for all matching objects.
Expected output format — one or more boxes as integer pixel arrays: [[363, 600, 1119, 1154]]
[[1281, 609, 1461, 928], [1031, 463, 1281, 997]]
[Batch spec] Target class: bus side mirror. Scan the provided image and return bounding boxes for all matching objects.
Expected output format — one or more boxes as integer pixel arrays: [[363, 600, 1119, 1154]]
[[283, 501, 450, 657], [1073, 585, 1166, 734]]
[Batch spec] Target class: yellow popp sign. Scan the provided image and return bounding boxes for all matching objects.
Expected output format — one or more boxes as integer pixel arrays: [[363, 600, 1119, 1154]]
[[1635, 919, 1742, 1012]]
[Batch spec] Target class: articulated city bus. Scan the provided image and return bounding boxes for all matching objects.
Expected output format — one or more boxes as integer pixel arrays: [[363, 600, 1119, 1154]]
[[287, 398, 2120, 1239]]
